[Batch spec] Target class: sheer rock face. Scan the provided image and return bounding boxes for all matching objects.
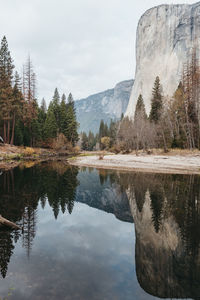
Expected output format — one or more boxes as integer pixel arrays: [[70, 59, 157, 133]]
[[126, 2, 200, 117]]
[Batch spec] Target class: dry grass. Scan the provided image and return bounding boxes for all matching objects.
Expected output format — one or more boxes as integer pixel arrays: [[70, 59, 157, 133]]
[[22, 147, 36, 157]]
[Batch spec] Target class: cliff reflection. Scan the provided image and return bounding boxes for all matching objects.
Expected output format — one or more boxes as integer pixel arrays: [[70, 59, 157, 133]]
[[119, 172, 200, 299], [0, 162, 79, 278]]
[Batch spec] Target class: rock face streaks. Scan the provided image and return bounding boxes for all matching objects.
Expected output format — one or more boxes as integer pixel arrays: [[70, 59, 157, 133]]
[[126, 2, 200, 117]]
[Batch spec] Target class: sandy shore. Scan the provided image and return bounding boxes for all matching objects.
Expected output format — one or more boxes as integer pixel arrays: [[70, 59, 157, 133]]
[[70, 154, 200, 174]]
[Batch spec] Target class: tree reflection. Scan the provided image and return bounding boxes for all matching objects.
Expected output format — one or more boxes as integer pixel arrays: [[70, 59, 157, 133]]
[[0, 228, 15, 278], [149, 186, 164, 233], [118, 172, 200, 299], [0, 162, 79, 278]]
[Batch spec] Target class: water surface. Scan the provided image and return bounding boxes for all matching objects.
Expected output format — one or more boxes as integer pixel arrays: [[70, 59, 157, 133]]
[[0, 162, 199, 299]]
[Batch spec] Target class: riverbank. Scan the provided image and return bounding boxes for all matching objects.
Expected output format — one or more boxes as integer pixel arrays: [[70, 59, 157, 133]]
[[0, 144, 77, 171], [69, 152, 200, 174]]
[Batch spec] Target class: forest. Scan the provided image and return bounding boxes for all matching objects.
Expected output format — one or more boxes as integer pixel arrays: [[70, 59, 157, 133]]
[[1, 34, 200, 153], [0, 36, 79, 149], [81, 48, 200, 153]]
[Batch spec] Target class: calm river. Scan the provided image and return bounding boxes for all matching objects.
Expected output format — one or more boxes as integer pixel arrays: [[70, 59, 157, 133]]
[[0, 162, 199, 299]]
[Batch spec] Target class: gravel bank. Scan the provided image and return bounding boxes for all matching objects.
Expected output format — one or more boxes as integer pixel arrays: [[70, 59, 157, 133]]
[[70, 154, 200, 175]]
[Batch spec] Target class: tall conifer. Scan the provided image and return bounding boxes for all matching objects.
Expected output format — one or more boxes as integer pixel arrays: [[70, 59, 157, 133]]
[[0, 36, 14, 142], [149, 76, 163, 123], [65, 93, 78, 145]]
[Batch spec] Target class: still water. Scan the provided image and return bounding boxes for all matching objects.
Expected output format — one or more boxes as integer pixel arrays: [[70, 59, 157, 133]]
[[0, 162, 199, 299]]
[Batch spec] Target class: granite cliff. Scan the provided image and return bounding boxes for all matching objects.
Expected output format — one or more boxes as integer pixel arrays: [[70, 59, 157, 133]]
[[126, 2, 200, 117]]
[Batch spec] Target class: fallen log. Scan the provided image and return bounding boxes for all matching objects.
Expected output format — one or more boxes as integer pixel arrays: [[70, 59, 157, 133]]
[[0, 215, 20, 230]]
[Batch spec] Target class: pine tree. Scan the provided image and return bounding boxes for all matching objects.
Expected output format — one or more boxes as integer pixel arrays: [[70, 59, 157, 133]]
[[134, 94, 147, 120], [170, 82, 187, 148], [65, 93, 79, 146], [10, 71, 24, 145], [81, 132, 88, 150], [104, 123, 109, 137], [88, 131, 95, 150], [31, 115, 41, 146], [14, 120, 24, 145], [109, 119, 117, 147], [61, 93, 66, 103], [44, 105, 58, 139], [0, 36, 14, 143], [22, 56, 38, 146], [60, 94, 68, 136], [99, 120, 105, 139], [37, 99, 47, 140], [51, 88, 60, 128], [149, 76, 163, 123], [41, 98, 47, 113]]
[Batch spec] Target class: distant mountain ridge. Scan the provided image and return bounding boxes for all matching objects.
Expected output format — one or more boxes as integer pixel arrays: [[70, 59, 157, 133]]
[[75, 79, 134, 133]]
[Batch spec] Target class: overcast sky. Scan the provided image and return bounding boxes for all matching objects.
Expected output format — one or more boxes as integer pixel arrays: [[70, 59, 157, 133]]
[[0, 0, 195, 103]]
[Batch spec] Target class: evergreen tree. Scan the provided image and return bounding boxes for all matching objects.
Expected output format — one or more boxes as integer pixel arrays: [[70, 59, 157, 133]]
[[60, 94, 68, 136], [81, 132, 88, 150], [171, 82, 187, 148], [109, 119, 117, 147], [134, 94, 147, 120], [14, 120, 24, 145], [99, 120, 105, 139], [22, 56, 38, 146], [61, 93, 66, 103], [67, 93, 75, 111], [0, 36, 14, 143], [65, 93, 79, 146], [37, 100, 47, 141], [51, 88, 60, 129], [88, 131, 95, 150], [41, 98, 47, 113], [10, 71, 24, 145], [31, 117, 41, 146], [44, 105, 58, 139], [104, 123, 109, 137], [149, 76, 163, 123]]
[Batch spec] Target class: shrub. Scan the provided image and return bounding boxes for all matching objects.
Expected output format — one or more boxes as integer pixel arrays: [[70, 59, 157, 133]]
[[100, 136, 110, 150], [73, 146, 80, 154], [23, 147, 36, 157], [52, 133, 68, 151]]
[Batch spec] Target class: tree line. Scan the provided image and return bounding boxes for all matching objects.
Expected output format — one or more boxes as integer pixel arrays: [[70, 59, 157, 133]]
[[0, 36, 79, 147], [81, 48, 200, 153], [118, 48, 200, 152], [81, 117, 121, 151]]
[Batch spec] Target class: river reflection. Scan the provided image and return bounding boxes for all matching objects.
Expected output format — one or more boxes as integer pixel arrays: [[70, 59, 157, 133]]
[[0, 163, 199, 299]]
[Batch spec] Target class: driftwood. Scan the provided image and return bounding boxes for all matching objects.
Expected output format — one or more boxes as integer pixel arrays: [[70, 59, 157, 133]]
[[0, 215, 20, 230]]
